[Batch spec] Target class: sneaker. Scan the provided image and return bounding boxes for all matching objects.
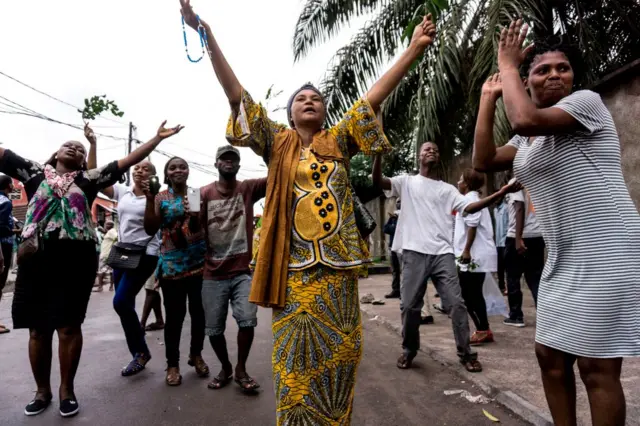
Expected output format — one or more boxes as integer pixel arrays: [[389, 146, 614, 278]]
[[59, 398, 80, 418], [503, 318, 525, 327], [24, 397, 52, 416]]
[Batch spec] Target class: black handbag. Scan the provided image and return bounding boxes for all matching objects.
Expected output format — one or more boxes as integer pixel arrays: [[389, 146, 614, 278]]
[[353, 193, 377, 239], [106, 242, 148, 270], [107, 226, 155, 270], [17, 201, 61, 265]]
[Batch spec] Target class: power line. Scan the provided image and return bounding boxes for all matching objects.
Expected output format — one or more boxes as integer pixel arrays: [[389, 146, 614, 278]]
[[0, 70, 128, 126], [0, 95, 129, 141]]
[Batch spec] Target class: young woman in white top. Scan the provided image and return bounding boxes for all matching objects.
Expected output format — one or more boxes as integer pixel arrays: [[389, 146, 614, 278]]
[[101, 122, 183, 377], [454, 168, 497, 345]]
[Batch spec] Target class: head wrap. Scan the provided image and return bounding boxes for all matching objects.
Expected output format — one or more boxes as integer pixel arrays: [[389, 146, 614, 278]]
[[286, 83, 326, 128]]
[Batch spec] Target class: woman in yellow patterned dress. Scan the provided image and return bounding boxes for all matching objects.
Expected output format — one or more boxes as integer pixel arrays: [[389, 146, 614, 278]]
[[180, 2, 437, 423]]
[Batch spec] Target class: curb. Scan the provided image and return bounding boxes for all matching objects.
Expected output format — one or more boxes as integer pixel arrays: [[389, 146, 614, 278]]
[[360, 304, 554, 426]]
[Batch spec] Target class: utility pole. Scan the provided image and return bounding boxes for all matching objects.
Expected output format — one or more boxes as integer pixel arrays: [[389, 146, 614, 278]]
[[126, 122, 134, 185]]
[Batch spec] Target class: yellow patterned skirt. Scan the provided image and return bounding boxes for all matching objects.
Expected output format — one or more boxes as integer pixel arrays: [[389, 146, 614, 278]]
[[272, 265, 363, 425]]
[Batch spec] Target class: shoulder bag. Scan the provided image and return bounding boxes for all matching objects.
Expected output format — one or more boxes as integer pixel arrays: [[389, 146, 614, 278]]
[[106, 230, 155, 271]]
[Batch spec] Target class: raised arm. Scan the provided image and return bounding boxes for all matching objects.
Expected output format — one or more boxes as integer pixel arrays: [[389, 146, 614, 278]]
[[465, 181, 521, 214], [366, 15, 436, 113], [498, 20, 582, 136], [117, 121, 183, 171], [180, 0, 242, 110], [85, 123, 97, 169], [372, 155, 391, 191], [472, 73, 517, 172]]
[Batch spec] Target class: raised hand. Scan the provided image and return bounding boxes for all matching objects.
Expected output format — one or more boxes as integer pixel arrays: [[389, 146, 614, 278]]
[[481, 73, 502, 100], [84, 122, 97, 145], [180, 0, 199, 30], [498, 19, 533, 71], [410, 14, 437, 50], [157, 120, 185, 140]]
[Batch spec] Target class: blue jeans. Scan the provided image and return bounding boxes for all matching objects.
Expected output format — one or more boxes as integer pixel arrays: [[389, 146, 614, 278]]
[[113, 255, 158, 357], [202, 274, 257, 336]]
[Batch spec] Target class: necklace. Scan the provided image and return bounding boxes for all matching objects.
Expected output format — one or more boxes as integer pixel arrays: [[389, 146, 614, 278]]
[[181, 14, 208, 63]]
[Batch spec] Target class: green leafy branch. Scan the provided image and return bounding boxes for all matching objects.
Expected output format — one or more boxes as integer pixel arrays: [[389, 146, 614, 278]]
[[79, 95, 124, 121]]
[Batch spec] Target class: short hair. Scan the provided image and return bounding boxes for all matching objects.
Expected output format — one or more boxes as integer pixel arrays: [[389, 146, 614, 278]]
[[0, 175, 12, 191], [462, 168, 485, 192], [521, 34, 584, 85], [163, 156, 186, 187]]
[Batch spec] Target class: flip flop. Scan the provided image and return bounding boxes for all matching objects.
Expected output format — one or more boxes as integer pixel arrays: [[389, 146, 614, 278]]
[[207, 372, 233, 390], [235, 375, 260, 392]]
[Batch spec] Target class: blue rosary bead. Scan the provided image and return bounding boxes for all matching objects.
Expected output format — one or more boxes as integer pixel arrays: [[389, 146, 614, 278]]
[[181, 14, 208, 63]]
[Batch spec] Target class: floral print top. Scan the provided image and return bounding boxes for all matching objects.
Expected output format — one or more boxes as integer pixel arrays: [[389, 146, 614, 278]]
[[156, 188, 206, 280], [0, 150, 124, 242]]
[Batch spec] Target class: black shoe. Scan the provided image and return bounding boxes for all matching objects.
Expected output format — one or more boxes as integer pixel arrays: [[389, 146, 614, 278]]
[[59, 398, 80, 418], [384, 291, 400, 299], [24, 396, 52, 416], [503, 318, 526, 328], [420, 315, 434, 325]]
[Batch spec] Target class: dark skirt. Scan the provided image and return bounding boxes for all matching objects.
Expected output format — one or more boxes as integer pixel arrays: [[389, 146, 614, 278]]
[[12, 239, 98, 330]]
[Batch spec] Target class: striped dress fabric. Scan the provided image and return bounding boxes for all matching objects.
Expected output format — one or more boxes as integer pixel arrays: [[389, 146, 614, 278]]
[[508, 90, 640, 358]]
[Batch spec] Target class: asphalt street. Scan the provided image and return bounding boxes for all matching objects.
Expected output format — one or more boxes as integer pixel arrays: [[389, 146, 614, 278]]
[[0, 290, 529, 425]]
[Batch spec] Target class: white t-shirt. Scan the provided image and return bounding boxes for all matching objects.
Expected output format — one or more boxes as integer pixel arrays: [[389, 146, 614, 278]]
[[506, 189, 542, 238], [386, 175, 470, 256], [453, 191, 497, 272], [113, 184, 160, 256]]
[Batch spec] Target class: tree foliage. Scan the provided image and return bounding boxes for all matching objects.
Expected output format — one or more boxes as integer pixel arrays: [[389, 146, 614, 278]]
[[293, 0, 640, 184]]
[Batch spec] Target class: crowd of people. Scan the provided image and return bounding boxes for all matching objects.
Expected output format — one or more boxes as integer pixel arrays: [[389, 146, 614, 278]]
[[0, 2, 637, 425]]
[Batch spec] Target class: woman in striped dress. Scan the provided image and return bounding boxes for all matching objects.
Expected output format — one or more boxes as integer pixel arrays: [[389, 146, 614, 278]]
[[473, 20, 640, 426]]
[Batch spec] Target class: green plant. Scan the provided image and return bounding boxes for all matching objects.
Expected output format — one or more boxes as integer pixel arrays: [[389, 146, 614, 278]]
[[79, 95, 124, 121]]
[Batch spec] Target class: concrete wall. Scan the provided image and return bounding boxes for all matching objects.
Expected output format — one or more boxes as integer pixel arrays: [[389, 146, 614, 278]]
[[596, 71, 640, 211]]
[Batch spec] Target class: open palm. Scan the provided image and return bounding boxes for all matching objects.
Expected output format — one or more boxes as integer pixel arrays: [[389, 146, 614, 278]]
[[482, 73, 502, 99], [157, 121, 185, 140]]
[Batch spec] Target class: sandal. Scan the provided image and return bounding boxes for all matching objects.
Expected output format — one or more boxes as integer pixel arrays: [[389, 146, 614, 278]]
[[121, 353, 151, 377], [462, 358, 483, 373], [208, 371, 233, 390], [235, 374, 260, 392], [0, 324, 10, 334], [396, 354, 413, 369], [188, 355, 210, 378], [144, 322, 165, 331], [166, 367, 182, 386]]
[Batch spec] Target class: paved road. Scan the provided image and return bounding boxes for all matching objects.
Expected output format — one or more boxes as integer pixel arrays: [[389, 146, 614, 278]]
[[0, 290, 528, 425]]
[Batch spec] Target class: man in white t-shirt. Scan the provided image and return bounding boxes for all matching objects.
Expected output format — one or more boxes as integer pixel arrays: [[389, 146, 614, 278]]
[[373, 142, 519, 372], [504, 188, 545, 327]]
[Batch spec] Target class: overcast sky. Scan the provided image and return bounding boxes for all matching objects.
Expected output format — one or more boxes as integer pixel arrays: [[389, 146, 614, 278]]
[[0, 0, 374, 212]]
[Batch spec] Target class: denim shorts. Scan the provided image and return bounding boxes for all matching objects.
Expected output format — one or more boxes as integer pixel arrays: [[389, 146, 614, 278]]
[[202, 274, 258, 336]]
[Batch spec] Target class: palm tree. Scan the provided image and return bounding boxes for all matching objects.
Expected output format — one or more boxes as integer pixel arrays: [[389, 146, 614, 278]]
[[293, 0, 640, 178]]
